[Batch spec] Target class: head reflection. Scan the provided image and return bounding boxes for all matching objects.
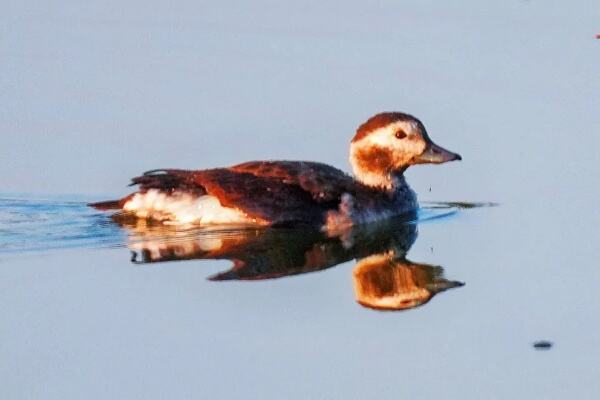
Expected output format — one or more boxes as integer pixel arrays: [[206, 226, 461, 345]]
[[353, 253, 463, 311], [119, 215, 463, 312]]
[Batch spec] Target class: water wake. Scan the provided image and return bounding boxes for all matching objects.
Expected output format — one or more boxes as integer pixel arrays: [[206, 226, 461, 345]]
[[0, 194, 490, 255]]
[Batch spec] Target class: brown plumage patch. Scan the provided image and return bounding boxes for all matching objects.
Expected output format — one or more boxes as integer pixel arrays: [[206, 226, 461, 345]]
[[352, 112, 422, 143], [231, 161, 355, 202], [353, 146, 395, 175], [212, 171, 346, 225]]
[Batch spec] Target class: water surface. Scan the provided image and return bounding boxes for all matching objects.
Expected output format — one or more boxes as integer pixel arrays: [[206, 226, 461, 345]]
[[2, 1, 600, 399]]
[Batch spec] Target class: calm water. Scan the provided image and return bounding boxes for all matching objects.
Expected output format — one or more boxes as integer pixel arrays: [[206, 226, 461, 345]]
[[2, 0, 600, 399]]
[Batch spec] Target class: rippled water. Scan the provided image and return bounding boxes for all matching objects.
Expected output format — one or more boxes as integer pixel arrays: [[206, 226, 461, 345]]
[[0, 194, 461, 255], [0, 196, 122, 254]]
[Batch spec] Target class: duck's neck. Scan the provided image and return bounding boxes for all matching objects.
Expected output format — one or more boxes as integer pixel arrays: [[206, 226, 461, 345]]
[[350, 155, 406, 192], [349, 142, 409, 191], [352, 168, 407, 192]]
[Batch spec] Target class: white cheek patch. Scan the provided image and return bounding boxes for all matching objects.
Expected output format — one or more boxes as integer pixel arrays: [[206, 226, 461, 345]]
[[362, 121, 414, 146], [398, 136, 427, 157], [364, 127, 397, 147], [123, 189, 261, 226], [360, 122, 425, 155]]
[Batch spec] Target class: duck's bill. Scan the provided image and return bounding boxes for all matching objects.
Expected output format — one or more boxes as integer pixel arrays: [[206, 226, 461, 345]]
[[413, 142, 462, 164]]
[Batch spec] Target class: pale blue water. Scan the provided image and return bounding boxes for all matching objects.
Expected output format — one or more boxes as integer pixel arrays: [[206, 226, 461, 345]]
[[0, 195, 122, 253], [2, 0, 600, 399]]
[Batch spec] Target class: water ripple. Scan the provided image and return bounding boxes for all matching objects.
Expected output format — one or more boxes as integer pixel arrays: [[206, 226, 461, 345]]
[[0, 194, 124, 254], [0, 194, 488, 255]]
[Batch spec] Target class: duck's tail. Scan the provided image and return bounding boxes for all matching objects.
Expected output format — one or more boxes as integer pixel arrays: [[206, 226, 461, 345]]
[[88, 199, 123, 210], [88, 169, 198, 211]]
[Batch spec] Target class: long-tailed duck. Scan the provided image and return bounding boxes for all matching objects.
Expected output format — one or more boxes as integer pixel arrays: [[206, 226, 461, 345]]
[[90, 112, 461, 230]]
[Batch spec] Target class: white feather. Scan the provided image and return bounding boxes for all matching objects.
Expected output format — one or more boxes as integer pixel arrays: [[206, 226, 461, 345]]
[[123, 189, 262, 226]]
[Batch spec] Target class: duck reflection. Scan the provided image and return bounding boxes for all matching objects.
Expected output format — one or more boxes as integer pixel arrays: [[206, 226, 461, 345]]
[[118, 215, 463, 311], [353, 253, 462, 311]]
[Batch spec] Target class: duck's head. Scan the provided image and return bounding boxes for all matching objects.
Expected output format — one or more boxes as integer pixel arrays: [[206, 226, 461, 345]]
[[349, 112, 461, 188]]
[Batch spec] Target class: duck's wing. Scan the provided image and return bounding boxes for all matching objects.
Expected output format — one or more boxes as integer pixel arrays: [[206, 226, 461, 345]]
[[129, 162, 355, 224], [230, 161, 355, 202]]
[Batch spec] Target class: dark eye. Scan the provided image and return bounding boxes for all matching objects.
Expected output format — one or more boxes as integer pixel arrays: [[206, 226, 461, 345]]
[[395, 130, 407, 139]]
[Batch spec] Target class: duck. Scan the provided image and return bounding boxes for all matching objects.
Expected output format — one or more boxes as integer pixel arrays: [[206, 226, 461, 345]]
[[90, 112, 461, 231]]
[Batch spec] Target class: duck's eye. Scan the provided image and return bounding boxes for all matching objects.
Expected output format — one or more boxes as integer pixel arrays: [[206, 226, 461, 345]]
[[395, 130, 407, 139]]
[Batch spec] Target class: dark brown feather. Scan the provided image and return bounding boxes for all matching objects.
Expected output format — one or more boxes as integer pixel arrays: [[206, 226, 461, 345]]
[[230, 161, 355, 202], [187, 168, 336, 225], [126, 162, 359, 225], [129, 169, 205, 195]]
